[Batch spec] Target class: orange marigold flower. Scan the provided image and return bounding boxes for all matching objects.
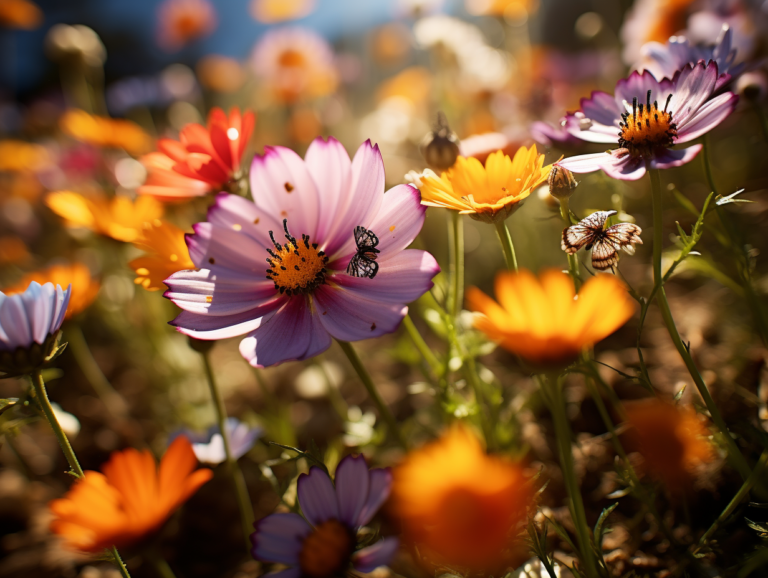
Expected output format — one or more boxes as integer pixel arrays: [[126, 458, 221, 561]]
[[418, 146, 554, 223], [4, 262, 99, 318], [156, 0, 217, 52], [49, 436, 212, 552], [196, 55, 246, 93], [138, 107, 255, 201], [0, 140, 51, 172], [624, 399, 715, 490], [60, 110, 153, 156], [129, 220, 195, 291], [0, 0, 43, 29], [46, 191, 164, 243], [467, 269, 635, 366], [391, 425, 534, 573], [250, 0, 315, 23]]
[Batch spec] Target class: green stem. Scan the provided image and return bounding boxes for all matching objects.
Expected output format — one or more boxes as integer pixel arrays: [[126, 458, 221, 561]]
[[449, 211, 464, 317], [649, 169, 751, 481], [32, 370, 83, 478], [493, 219, 518, 271], [543, 373, 598, 577], [701, 134, 720, 196], [402, 314, 441, 376], [148, 552, 178, 578], [464, 356, 495, 451], [200, 351, 255, 550], [337, 340, 406, 450], [110, 547, 132, 578], [558, 198, 581, 290]]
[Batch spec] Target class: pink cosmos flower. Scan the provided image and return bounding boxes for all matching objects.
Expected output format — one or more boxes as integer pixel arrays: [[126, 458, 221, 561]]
[[164, 137, 439, 368], [558, 62, 738, 181]]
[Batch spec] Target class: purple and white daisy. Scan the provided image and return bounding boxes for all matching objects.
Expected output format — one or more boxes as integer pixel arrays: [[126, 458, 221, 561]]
[[637, 25, 742, 88], [176, 418, 262, 465], [251, 454, 398, 577], [558, 61, 738, 181], [164, 137, 440, 368]]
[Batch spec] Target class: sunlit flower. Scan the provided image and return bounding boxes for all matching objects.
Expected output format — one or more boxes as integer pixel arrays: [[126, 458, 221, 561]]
[[46, 191, 164, 243], [418, 146, 552, 223], [619, 0, 698, 65], [49, 436, 213, 552], [196, 55, 246, 93], [459, 132, 525, 165], [251, 455, 398, 575], [138, 107, 255, 201], [249, 0, 315, 23], [0, 236, 30, 266], [529, 119, 583, 149], [377, 67, 433, 107], [467, 269, 635, 366], [156, 0, 217, 52], [130, 220, 195, 291], [4, 263, 99, 319], [251, 27, 339, 103], [391, 425, 533, 573], [165, 137, 439, 368], [624, 399, 715, 489], [637, 25, 742, 86], [59, 110, 153, 156], [0, 140, 50, 172], [559, 62, 738, 181], [0, 282, 70, 375], [0, 0, 42, 29], [176, 417, 262, 464]]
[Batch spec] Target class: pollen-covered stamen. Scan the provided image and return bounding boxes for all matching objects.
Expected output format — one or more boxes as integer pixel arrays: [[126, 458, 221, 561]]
[[265, 219, 328, 296], [618, 89, 677, 156], [298, 519, 355, 578]]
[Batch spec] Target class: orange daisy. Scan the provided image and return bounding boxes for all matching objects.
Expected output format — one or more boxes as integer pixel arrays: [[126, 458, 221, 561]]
[[59, 110, 153, 156], [0, 0, 42, 29], [46, 191, 164, 243], [467, 269, 635, 366], [156, 0, 217, 52], [391, 425, 533, 573], [249, 0, 315, 23], [49, 436, 212, 552], [0, 140, 50, 172], [129, 220, 195, 291], [624, 399, 715, 490], [3, 262, 99, 318]]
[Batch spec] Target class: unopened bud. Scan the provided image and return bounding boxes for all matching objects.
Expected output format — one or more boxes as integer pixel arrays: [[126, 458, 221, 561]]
[[736, 71, 767, 102], [421, 112, 460, 172], [547, 165, 577, 200]]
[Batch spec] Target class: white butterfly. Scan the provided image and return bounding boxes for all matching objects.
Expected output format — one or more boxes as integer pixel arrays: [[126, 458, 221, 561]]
[[561, 210, 642, 271]]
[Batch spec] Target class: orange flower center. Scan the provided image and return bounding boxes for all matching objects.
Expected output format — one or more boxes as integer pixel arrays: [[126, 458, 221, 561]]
[[618, 91, 677, 156], [299, 519, 354, 578], [266, 220, 328, 296], [278, 49, 307, 68]]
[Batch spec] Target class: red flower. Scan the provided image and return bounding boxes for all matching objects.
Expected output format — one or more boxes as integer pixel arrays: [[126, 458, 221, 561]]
[[139, 107, 255, 201]]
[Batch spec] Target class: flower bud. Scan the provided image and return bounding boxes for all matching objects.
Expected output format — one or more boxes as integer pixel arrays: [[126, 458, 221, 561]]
[[421, 112, 460, 172], [736, 70, 767, 102], [547, 164, 578, 200]]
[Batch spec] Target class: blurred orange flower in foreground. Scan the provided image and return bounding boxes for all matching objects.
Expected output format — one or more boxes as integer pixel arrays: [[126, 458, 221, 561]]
[[60, 110, 153, 156], [49, 436, 212, 552], [0, 140, 51, 172], [250, 0, 315, 23], [392, 425, 533, 572], [467, 269, 635, 366], [0, 0, 43, 29], [419, 146, 552, 223], [130, 220, 194, 291], [196, 55, 245, 93], [156, 0, 217, 52], [139, 107, 255, 201], [4, 262, 99, 318], [625, 399, 715, 490], [46, 191, 164, 243]]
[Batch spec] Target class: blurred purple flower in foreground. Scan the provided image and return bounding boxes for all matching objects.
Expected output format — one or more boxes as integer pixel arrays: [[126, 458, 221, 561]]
[[559, 62, 737, 180], [177, 418, 262, 464], [251, 454, 398, 575]]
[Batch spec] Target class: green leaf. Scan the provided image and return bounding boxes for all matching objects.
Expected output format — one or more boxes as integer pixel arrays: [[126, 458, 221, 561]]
[[543, 515, 579, 556], [269, 442, 329, 475], [0, 398, 18, 416], [593, 502, 619, 549], [674, 385, 687, 403], [716, 188, 752, 206]]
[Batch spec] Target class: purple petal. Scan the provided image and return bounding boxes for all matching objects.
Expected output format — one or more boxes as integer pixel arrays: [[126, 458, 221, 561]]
[[22, 282, 51, 345], [250, 146, 321, 239], [676, 91, 738, 143], [51, 285, 71, 334], [0, 293, 32, 350], [170, 306, 280, 340], [352, 537, 399, 572], [335, 455, 370, 527], [187, 223, 270, 276], [563, 112, 618, 144], [305, 137, 353, 243], [556, 153, 607, 174], [207, 192, 285, 250], [670, 62, 718, 126], [614, 69, 673, 111], [650, 145, 702, 169], [297, 467, 340, 527], [599, 153, 647, 181], [580, 90, 622, 127], [529, 120, 581, 148], [164, 269, 278, 316], [251, 512, 311, 564], [238, 297, 332, 368], [313, 285, 407, 342], [357, 468, 392, 527], [321, 141, 385, 257], [227, 419, 262, 459], [332, 250, 439, 305]]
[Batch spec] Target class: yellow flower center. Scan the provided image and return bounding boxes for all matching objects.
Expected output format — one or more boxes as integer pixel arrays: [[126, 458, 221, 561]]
[[266, 220, 328, 296], [618, 91, 677, 156], [299, 519, 354, 578]]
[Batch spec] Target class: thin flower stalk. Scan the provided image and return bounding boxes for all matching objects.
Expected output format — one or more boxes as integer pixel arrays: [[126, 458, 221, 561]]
[[337, 340, 406, 450], [493, 219, 518, 271], [402, 314, 441, 378], [557, 197, 581, 290], [199, 350, 255, 549], [649, 168, 751, 481], [110, 547, 132, 578], [448, 211, 464, 318]]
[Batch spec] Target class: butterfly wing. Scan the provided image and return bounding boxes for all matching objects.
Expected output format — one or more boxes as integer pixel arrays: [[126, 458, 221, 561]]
[[346, 254, 379, 279], [354, 226, 379, 250], [604, 223, 643, 255], [561, 210, 616, 254], [590, 237, 620, 270]]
